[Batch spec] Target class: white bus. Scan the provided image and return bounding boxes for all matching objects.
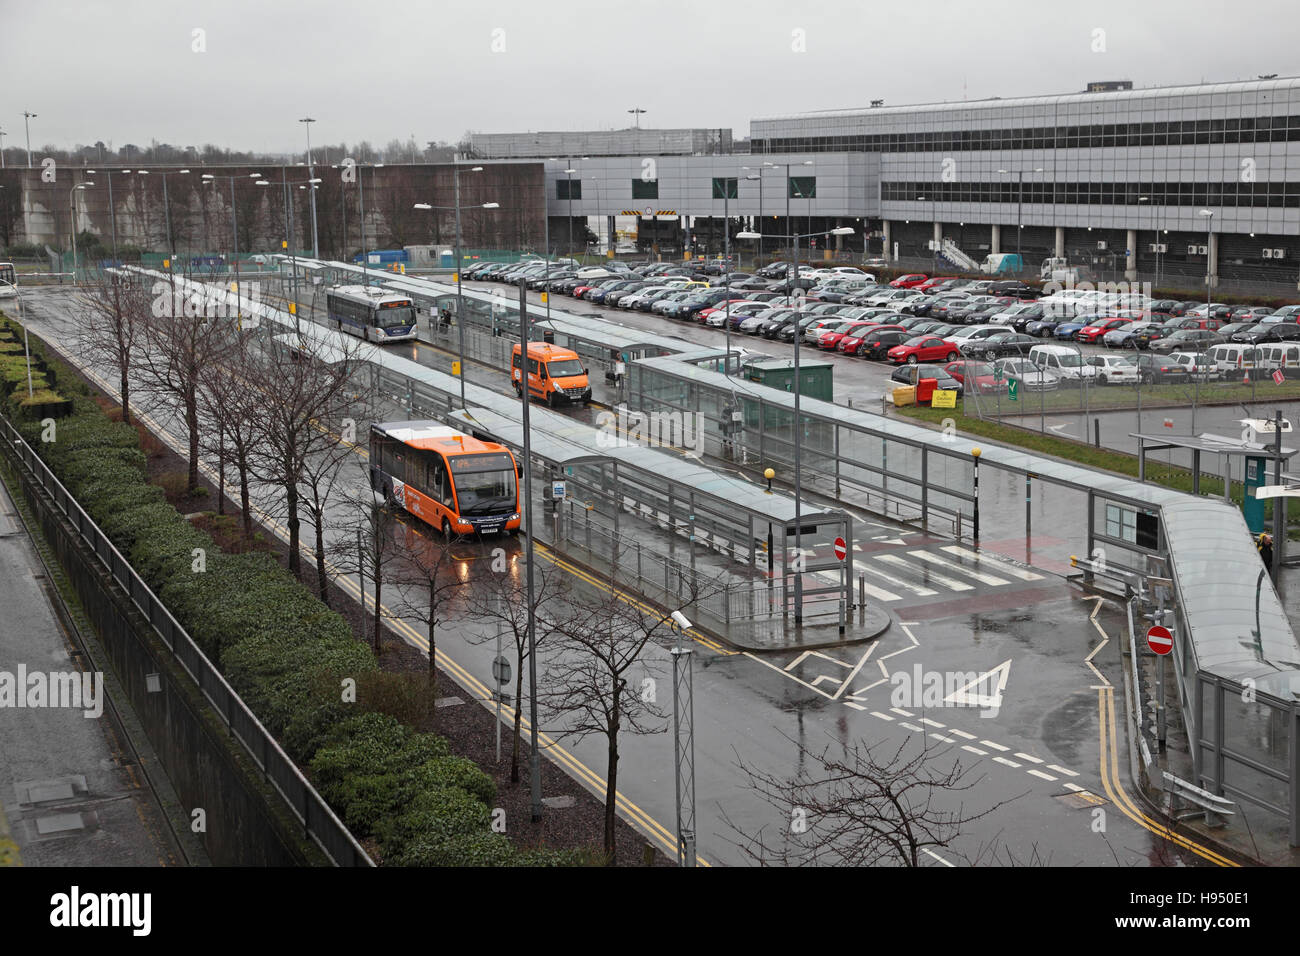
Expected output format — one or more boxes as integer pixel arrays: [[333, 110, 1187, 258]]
[[325, 285, 417, 342], [0, 262, 16, 298]]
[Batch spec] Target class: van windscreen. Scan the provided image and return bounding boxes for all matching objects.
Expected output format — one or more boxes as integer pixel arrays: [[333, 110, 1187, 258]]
[[546, 359, 584, 378]]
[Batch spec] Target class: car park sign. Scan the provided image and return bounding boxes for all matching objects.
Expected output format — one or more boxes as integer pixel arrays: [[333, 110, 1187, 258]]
[[1147, 625, 1174, 655]]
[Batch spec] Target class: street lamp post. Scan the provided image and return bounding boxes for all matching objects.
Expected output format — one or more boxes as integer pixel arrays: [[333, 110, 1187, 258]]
[[998, 167, 1043, 266], [159, 168, 191, 262], [22, 111, 36, 169], [300, 118, 320, 259], [69, 182, 93, 281], [737, 223, 854, 626], [0, 128, 6, 169], [414, 181, 499, 409]]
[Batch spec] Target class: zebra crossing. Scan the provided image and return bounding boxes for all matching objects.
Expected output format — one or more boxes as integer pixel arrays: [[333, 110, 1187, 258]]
[[813, 544, 1050, 606]]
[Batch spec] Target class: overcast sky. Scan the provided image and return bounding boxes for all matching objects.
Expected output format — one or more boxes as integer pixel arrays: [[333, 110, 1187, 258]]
[[3, 0, 1297, 156]]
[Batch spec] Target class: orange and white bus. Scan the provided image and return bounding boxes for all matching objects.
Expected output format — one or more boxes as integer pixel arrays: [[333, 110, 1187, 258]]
[[369, 421, 521, 538]]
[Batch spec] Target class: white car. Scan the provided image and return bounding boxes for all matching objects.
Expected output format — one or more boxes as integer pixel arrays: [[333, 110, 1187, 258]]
[[1087, 354, 1140, 385], [704, 301, 765, 327], [989, 303, 1037, 326], [994, 358, 1060, 391], [945, 325, 1004, 347], [619, 285, 674, 309], [651, 291, 694, 315], [1168, 350, 1220, 381]]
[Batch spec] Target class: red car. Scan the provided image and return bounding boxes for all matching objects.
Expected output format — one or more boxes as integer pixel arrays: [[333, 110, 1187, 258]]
[[915, 276, 960, 293], [819, 321, 873, 350], [1074, 317, 1134, 343], [943, 360, 1008, 393], [890, 273, 929, 289], [888, 335, 961, 365], [839, 323, 904, 355], [696, 299, 752, 323]]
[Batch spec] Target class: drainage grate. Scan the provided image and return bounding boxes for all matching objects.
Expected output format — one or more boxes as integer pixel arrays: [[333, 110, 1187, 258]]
[[15, 776, 88, 807]]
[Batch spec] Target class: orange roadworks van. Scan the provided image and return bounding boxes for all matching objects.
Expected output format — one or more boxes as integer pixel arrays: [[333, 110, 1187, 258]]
[[511, 341, 592, 407]]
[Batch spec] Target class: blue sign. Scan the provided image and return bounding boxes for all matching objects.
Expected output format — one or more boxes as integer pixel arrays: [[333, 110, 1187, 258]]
[[552, 481, 566, 500]]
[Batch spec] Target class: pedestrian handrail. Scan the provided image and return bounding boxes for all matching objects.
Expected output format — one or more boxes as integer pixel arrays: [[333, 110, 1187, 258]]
[[0, 414, 374, 867]]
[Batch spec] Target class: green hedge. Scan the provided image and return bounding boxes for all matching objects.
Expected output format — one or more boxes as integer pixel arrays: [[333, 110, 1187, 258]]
[[1, 317, 582, 866]]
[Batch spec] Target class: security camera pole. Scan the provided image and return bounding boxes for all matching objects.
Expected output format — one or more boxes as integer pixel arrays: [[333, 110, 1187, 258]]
[[670, 609, 695, 867]]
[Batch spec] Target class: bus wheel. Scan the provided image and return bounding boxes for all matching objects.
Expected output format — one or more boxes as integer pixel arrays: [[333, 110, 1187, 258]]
[[441, 519, 454, 542]]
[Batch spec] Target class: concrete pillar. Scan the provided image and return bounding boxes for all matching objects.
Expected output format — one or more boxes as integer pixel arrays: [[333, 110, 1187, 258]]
[[1055, 226, 1065, 259], [607, 215, 616, 255], [1208, 230, 1219, 290], [882, 220, 892, 261], [1125, 228, 1138, 282], [933, 221, 943, 246], [834, 218, 843, 252], [991, 224, 1001, 256]]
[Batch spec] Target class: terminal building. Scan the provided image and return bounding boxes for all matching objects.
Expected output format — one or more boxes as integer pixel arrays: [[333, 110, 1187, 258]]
[[469, 76, 1300, 290]]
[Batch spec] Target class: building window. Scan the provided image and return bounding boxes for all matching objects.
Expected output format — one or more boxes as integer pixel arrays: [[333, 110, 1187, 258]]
[[712, 177, 738, 199], [789, 176, 817, 198], [557, 179, 581, 200], [632, 178, 659, 200]]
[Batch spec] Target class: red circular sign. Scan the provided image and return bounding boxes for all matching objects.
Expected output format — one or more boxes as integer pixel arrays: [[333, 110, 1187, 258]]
[[833, 537, 847, 561], [1147, 625, 1174, 656]]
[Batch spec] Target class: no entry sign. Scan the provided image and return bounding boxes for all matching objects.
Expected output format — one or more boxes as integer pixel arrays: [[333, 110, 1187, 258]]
[[1147, 625, 1174, 656], [833, 537, 847, 561]]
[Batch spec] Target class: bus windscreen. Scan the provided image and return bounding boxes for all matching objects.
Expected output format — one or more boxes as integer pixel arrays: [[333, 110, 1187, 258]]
[[379, 300, 415, 330], [449, 454, 516, 515]]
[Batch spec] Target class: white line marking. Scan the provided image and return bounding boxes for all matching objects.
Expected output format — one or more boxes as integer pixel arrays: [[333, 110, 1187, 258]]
[[941, 545, 1044, 580], [742, 652, 836, 700], [919, 718, 946, 728], [1027, 769, 1058, 781], [1048, 765, 1079, 777], [980, 740, 1010, 751], [831, 643, 878, 702], [908, 550, 1009, 586], [844, 701, 867, 711], [993, 756, 1022, 769], [930, 733, 955, 743], [1063, 783, 1086, 792], [1014, 753, 1043, 764], [857, 578, 904, 602], [854, 561, 937, 597], [890, 707, 915, 717], [874, 553, 974, 591], [948, 729, 976, 740], [900, 722, 923, 732], [961, 745, 988, 756], [870, 711, 895, 721]]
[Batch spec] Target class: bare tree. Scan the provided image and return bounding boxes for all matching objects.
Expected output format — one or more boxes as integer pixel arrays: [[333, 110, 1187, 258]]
[[466, 546, 569, 784], [134, 273, 236, 490], [196, 329, 265, 535], [327, 475, 405, 657], [249, 329, 368, 576], [385, 518, 470, 712], [540, 579, 701, 864], [723, 734, 1019, 867], [78, 271, 151, 425]]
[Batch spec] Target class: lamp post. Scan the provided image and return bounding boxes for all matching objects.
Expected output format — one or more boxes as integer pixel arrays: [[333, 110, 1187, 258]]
[[22, 111, 36, 169], [414, 186, 499, 409], [202, 172, 264, 316], [742, 166, 768, 266], [157, 168, 191, 262], [1, 277, 33, 397], [0, 128, 6, 169], [69, 182, 93, 281], [737, 223, 855, 625], [997, 167, 1043, 264], [627, 107, 647, 129], [564, 164, 577, 257], [300, 117, 320, 259], [762, 160, 813, 299]]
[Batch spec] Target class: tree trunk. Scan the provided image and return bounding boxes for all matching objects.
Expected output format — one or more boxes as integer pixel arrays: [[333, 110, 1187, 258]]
[[511, 662, 525, 784], [286, 479, 300, 573], [185, 393, 199, 492], [372, 536, 383, 655], [120, 368, 131, 426], [426, 586, 437, 704], [237, 453, 252, 539], [605, 689, 621, 864], [314, 510, 330, 607], [217, 427, 226, 516]]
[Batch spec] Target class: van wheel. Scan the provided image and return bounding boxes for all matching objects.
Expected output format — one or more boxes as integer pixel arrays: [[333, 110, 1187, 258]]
[[547, 392, 557, 408]]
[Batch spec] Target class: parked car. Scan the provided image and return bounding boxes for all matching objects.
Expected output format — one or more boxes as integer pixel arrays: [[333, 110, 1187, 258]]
[[944, 360, 1009, 394], [1149, 328, 1225, 352], [1104, 321, 1162, 349], [1028, 344, 1099, 383], [1075, 317, 1135, 343], [1133, 353, 1191, 383], [888, 335, 962, 365], [889, 363, 965, 396], [994, 357, 1060, 391], [1086, 354, 1140, 385], [1232, 323, 1300, 345], [840, 323, 904, 356], [1168, 351, 1220, 381], [855, 327, 912, 360], [966, 331, 1038, 360], [890, 273, 929, 288]]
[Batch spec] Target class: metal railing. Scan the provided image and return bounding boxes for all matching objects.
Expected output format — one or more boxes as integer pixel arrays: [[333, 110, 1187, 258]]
[[0, 414, 374, 867]]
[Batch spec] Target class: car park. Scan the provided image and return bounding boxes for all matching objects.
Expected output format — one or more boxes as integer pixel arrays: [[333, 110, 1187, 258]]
[[1232, 322, 1300, 345], [1086, 354, 1140, 385]]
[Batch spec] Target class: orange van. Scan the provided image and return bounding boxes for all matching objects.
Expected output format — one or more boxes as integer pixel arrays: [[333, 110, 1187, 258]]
[[511, 341, 592, 407]]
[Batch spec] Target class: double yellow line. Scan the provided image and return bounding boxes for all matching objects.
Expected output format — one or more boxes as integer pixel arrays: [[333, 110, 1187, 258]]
[[1095, 687, 1238, 867]]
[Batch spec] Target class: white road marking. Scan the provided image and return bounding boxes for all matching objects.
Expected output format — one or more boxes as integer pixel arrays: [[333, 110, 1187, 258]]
[[1064, 783, 1086, 792], [961, 745, 988, 756], [1027, 769, 1058, 781], [890, 707, 916, 717], [993, 756, 1022, 769], [908, 549, 1010, 586], [980, 740, 1010, 751], [844, 701, 867, 711], [875, 553, 974, 591], [930, 733, 956, 743], [871, 711, 896, 721], [922, 847, 955, 867], [1014, 753, 1043, 764], [919, 717, 946, 728], [940, 546, 1044, 581], [857, 578, 904, 602], [948, 729, 976, 740], [900, 722, 923, 732], [854, 560, 937, 597], [1049, 765, 1079, 777]]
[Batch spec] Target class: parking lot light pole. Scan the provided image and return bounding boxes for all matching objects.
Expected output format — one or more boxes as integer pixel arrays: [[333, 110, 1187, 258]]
[[972, 447, 982, 541], [69, 182, 93, 281], [738, 223, 855, 625], [998, 167, 1043, 264], [22, 111, 36, 169]]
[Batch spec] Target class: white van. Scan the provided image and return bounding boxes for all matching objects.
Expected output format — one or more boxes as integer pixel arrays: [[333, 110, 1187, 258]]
[[1029, 344, 1099, 381], [1255, 342, 1300, 372], [1205, 344, 1259, 379], [575, 266, 616, 281]]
